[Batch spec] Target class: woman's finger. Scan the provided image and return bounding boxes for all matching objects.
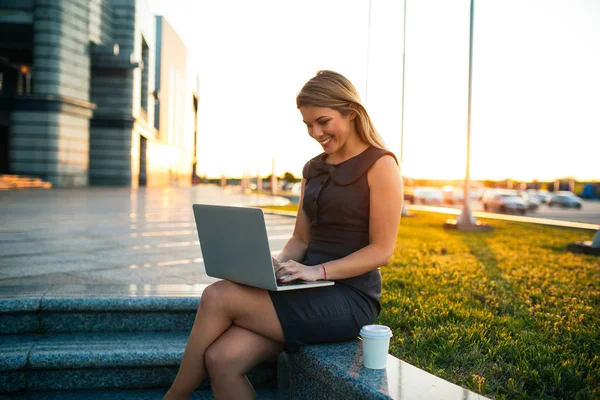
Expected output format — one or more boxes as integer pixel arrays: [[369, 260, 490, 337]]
[[276, 267, 292, 279]]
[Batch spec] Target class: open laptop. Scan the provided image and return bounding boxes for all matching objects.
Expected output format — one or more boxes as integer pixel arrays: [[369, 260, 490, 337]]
[[192, 204, 335, 291]]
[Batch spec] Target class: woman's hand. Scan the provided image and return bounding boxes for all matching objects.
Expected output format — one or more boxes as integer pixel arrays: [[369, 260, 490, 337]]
[[275, 260, 323, 282]]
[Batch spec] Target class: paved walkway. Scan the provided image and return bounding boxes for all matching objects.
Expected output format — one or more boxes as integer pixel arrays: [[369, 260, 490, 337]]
[[0, 185, 295, 287]]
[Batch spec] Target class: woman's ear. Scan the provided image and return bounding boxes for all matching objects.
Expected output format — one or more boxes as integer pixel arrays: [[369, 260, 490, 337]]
[[349, 111, 357, 121]]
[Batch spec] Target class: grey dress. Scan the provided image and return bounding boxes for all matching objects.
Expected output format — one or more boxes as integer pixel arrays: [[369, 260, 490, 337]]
[[268, 146, 398, 353]]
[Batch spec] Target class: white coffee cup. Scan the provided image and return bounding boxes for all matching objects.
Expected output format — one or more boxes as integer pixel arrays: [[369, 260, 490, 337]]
[[360, 324, 393, 369]]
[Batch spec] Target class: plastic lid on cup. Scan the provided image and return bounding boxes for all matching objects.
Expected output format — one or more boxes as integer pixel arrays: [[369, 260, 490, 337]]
[[360, 324, 392, 339]]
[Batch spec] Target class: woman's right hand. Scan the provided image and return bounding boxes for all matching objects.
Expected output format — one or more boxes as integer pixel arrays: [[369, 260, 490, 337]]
[[272, 257, 281, 268]]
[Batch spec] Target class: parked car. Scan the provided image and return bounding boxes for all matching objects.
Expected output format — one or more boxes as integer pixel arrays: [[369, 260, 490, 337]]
[[548, 191, 583, 209], [413, 187, 444, 205], [526, 189, 551, 204], [482, 189, 528, 215], [442, 186, 464, 204], [519, 192, 541, 211]]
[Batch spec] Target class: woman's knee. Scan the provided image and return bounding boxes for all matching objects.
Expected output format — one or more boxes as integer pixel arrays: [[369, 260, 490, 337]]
[[200, 280, 237, 312], [205, 343, 238, 378]]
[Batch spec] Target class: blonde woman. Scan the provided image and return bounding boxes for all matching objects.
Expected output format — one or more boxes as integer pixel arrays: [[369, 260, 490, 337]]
[[164, 70, 403, 400]]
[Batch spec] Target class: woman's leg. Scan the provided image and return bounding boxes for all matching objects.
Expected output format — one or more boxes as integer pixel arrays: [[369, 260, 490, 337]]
[[163, 280, 285, 400], [205, 325, 284, 399]]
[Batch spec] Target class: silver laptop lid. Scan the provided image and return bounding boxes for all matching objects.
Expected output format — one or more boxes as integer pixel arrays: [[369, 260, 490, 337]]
[[193, 204, 277, 290]]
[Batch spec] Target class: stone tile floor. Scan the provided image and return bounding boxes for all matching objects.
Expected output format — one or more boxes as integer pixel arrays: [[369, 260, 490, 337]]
[[0, 185, 293, 287]]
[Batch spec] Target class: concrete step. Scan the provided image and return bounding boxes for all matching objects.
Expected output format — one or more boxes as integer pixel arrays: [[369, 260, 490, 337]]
[[0, 285, 201, 334], [0, 331, 277, 392], [0, 388, 278, 399]]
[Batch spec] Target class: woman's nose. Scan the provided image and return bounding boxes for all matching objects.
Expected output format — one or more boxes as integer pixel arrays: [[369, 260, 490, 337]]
[[311, 126, 323, 138]]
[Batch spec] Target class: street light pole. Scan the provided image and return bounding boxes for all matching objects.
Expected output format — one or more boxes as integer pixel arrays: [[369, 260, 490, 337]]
[[400, 0, 410, 217], [365, 0, 372, 104], [444, 0, 491, 231], [457, 0, 476, 226]]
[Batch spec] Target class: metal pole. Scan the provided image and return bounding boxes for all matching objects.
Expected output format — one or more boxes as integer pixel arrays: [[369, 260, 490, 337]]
[[400, 0, 407, 166], [457, 0, 476, 226], [400, 0, 409, 216], [271, 156, 277, 196], [365, 0, 373, 104]]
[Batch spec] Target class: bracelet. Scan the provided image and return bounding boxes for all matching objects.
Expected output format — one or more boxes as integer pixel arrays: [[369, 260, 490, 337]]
[[321, 263, 327, 280]]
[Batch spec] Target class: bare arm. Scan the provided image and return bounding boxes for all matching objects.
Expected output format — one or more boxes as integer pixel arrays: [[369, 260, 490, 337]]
[[311, 155, 403, 280], [274, 178, 312, 263]]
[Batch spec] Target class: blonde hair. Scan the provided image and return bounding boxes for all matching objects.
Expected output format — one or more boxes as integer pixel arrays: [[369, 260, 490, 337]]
[[296, 70, 387, 150]]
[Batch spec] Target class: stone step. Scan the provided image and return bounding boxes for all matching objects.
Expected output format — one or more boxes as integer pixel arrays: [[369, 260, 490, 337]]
[[0, 331, 277, 392], [0, 285, 202, 334], [0, 388, 279, 399]]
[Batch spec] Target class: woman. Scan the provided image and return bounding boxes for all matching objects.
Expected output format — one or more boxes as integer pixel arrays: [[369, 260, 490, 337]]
[[163, 70, 403, 400]]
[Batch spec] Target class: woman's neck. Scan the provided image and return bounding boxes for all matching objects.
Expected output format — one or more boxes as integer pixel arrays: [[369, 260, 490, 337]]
[[325, 136, 369, 165]]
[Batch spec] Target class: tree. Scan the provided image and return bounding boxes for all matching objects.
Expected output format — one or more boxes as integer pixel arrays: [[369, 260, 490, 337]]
[[282, 172, 299, 182]]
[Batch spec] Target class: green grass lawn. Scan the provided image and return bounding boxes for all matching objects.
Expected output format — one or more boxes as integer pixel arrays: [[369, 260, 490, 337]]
[[263, 206, 600, 399]]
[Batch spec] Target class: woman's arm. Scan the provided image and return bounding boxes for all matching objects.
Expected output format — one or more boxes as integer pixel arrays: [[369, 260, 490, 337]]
[[278, 155, 403, 282], [274, 178, 312, 263]]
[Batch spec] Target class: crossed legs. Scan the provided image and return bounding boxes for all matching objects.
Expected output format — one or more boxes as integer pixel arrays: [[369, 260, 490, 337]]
[[163, 280, 285, 400]]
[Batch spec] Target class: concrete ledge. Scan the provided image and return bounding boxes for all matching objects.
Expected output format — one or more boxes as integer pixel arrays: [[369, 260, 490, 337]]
[[279, 340, 490, 400]]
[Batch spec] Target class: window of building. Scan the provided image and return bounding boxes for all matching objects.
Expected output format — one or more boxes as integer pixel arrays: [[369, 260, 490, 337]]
[[140, 36, 149, 117]]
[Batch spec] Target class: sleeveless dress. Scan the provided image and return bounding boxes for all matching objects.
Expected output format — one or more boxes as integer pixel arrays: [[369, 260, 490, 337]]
[[268, 146, 398, 353]]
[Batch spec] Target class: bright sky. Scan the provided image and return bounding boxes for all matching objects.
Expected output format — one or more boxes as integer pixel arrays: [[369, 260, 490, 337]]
[[147, 0, 600, 182]]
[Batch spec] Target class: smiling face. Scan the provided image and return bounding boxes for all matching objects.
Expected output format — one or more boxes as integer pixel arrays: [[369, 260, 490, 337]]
[[300, 106, 358, 156]]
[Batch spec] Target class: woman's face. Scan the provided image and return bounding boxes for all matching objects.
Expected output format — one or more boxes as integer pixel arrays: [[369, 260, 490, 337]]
[[299, 106, 356, 154]]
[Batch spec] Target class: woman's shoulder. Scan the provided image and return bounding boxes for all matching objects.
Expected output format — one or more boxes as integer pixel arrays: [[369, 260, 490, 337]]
[[361, 146, 398, 167], [366, 150, 402, 191], [331, 147, 397, 185], [367, 152, 400, 178]]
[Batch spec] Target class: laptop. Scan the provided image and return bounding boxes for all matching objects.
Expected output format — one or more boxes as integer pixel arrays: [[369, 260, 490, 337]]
[[192, 204, 335, 291]]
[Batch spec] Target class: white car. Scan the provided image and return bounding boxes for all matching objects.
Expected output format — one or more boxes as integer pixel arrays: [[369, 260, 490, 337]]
[[413, 187, 444, 205], [442, 186, 464, 204]]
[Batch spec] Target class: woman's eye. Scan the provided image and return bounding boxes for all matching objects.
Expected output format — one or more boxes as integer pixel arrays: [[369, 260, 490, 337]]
[[319, 120, 330, 125]]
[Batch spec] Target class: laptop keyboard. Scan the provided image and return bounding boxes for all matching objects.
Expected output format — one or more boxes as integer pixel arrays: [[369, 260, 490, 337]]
[[277, 280, 312, 287]]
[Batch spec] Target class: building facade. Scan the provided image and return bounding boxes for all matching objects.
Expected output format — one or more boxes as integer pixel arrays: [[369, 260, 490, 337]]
[[0, 0, 198, 187], [151, 16, 198, 187]]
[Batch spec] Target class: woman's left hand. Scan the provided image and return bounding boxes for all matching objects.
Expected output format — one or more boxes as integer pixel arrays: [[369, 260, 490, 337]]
[[275, 260, 323, 282]]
